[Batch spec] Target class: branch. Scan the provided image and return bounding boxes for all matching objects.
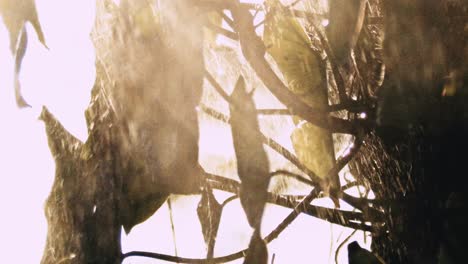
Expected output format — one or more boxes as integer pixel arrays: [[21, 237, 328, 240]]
[[200, 106, 383, 226], [204, 70, 232, 103], [228, 1, 358, 134], [122, 172, 379, 263], [270, 170, 314, 186]]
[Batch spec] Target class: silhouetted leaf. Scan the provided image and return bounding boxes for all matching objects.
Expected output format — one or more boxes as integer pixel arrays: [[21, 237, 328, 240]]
[[121, 192, 168, 234], [264, 0, 338, 197], [244, 230, 268, 264], [197, 187, 222, 257], [327, 0, 367, 63], [230, 76, 270, 230], [0, 0, 47, 52]]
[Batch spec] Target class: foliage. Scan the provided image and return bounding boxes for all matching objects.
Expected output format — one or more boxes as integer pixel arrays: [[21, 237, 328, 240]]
[[264, 0, 338, 198]]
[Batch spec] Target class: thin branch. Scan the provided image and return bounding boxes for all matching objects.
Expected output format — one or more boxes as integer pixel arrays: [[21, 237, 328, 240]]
[[122, 174, 378, 263], [270, 170, 315, 186], [335, 230, 358, 264], [341, 181, 360, 191], [264, 188, 321, 242], [204, 70, 368, 119], [221, 195, 238, 208], [200, 106, 382, 227], [219, 10, 235, 30], [205, 173, 378, 231]]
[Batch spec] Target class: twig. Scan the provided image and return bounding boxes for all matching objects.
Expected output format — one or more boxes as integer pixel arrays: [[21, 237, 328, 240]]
[[167, 198, 179, 258], [264, 188, 321, 242], [205, 173, 377, 230], [270, 170, 315, 186], [205, 22, 239, 41], [315, 29, 348, 103], [204, 70, 232, 103], [335, 230, 358, 264], [221, 195, 238, 208], [122, 175, 377, 263], [219, 10, 235, 30]]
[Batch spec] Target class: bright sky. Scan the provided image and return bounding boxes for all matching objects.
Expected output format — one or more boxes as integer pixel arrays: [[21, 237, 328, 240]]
[[0, 1, 370, 263]]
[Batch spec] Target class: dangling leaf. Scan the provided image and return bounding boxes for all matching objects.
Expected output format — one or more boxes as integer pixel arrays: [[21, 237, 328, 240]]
[[264, 0, 338, 197], [121, 191, 168, 234], [197, 187, 222, 258], [1, 0, 47, 107], [230, 76, 270, 230], [14, 26, 30, 107], [0, 0, 47, 52], [244, 230, 268, 264], [327, 0, 367, 63]]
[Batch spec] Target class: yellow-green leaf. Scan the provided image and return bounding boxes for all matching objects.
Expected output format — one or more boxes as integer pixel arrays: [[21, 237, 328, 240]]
[[264, 0, 337, 192]]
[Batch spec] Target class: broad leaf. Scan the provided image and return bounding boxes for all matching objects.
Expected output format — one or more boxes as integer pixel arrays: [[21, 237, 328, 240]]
[[230, 76, 270, 230], [264, 0, 338, 194], [244, 231, 268, 264], [197, 187, 222, 257]]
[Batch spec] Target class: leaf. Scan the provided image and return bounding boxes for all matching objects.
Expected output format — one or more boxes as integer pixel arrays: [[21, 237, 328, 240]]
[[197, 187, 222, 258], [0, 0, 47, 52], [348, 241, 385, 264], [244, 230, 268, 264], [121, 191, 168, 234], [230, 76, 270, 230], [264, 0, 338, 196], [327, 0, 367, 63]]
